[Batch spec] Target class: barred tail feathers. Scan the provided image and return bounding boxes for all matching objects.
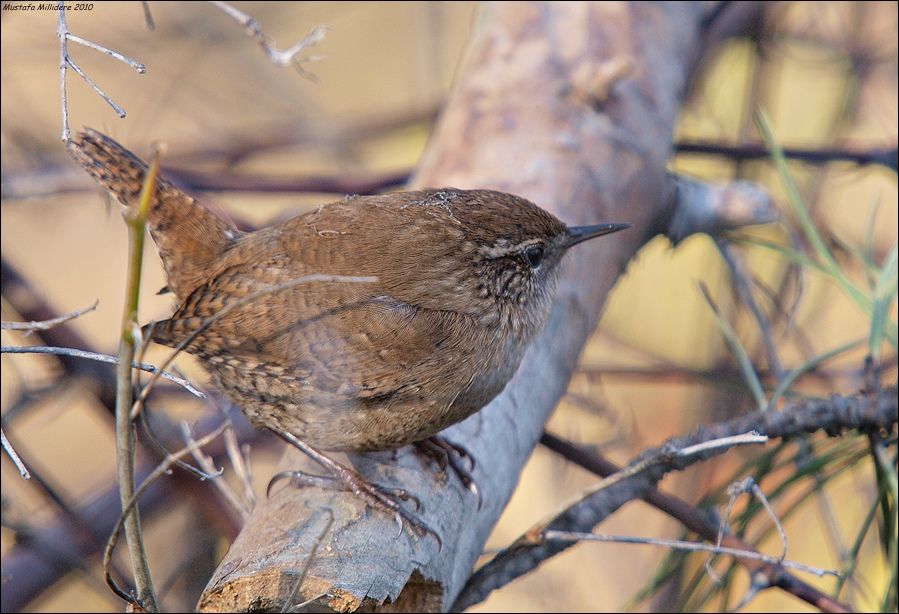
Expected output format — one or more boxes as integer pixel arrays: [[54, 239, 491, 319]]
[[67, 129, 239, 301]]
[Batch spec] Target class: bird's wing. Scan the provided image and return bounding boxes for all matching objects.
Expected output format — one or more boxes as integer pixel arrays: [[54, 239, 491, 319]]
[[149, 255, 460, 400]]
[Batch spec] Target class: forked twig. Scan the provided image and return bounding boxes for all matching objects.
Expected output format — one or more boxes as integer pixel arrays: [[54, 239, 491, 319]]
[[56, 2, 145, 140], [209, 1, 327, 78], [706, 476, 789, 583]]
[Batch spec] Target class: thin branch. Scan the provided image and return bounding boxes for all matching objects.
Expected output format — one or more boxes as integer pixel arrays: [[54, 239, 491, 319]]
[[698, 282, 768, 410], [56, 2, 145, 141], [137, 404, 215, 481], [2, 300, 98, 334], [209, 1, 327, 77], [541, 530, 836, 578], [63, 56, 127, 117], [225, 427, 257, 512], [140, 1, 155, 31], [674, 140, 899, 171], [707, 476, 788, 584], [103, 421, 231, 606], [1, 165, 411, 200], [57, 5, 70, 141], [181, 422, 251, 521], [715, 238, 784, 380], [1, 428, 31, 479], [66, 34, 147, 73], [677, 432, 768, 457], [1, 346, 204, 398], [112, 143, 161, 611]]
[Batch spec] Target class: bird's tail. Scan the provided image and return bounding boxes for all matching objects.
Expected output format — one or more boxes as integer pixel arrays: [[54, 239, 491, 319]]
[[67, 128, 240, 301]]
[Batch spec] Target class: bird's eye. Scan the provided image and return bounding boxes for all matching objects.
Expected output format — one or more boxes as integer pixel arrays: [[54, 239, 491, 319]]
[[523, 245, 545, 268]]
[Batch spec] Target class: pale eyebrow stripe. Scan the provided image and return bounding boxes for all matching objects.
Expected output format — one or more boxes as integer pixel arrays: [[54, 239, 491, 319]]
[[478, 238, 543, 259]]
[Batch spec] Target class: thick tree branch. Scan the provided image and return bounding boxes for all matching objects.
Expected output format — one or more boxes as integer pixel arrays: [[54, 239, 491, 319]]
[[197, 3, 728, 612]]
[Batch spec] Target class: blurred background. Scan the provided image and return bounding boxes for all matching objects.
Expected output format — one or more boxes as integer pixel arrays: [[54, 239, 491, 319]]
[[1, 2, 896, 612]]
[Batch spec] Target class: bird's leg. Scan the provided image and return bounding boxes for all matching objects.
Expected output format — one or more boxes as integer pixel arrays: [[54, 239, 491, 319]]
[[267, 430, 441, 547], [414, 436, 481, 508]]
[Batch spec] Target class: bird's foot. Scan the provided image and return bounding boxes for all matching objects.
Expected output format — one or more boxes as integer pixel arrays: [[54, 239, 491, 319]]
[[269, 431, 441, 548], [414, 436, 481, 508]]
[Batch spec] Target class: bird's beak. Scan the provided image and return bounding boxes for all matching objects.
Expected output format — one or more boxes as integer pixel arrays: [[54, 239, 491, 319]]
[[562, 223, 630, 249]]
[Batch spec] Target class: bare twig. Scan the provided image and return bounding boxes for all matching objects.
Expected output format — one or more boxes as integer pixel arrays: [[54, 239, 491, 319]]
[[707, 476, 788, 584], [715, 238, 785, 380], [225, 427, 256, 512], [66, 34, 147, 73], [2, 300, 98, 334], [57, 5, 70, 141], [675, 140, 899, 171], [56, 2, 146, 141], [181, 421, 251, 521], [104, 421, 231, 606], [209, 1, 327, 77], [179, 424, 226, 485], [140, 1, 155, 31], [1, 165, 411, 200], [698, 282, 768, 410], [541, 530, 836, 578], [677, 432, 769, 457], [1, 346, 204, 398], [1, 428, 30, 479]]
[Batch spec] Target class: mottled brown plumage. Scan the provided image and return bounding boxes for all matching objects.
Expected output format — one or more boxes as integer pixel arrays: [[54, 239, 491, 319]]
[[68, 129, 627, 535]]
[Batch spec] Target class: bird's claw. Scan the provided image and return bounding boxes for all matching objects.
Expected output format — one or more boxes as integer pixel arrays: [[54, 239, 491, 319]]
[[415, 436, 481, 509], [267, 467, 439, 548]]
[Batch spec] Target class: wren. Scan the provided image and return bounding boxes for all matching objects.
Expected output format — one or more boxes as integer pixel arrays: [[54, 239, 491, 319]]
[[68, 129, 628, 538]]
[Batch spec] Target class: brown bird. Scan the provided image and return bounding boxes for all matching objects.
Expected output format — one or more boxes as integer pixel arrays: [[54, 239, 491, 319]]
[[68, 129, 628, 539]]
